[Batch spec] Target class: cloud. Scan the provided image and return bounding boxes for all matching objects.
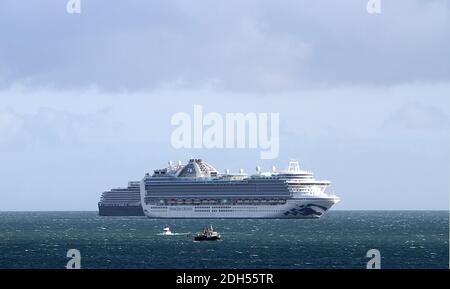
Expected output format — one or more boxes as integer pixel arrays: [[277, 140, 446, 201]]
[[382, 102, 450, 131], [0, 106, 122, 146], [0, 108, 23, 143], [0, 0, 449, 93]]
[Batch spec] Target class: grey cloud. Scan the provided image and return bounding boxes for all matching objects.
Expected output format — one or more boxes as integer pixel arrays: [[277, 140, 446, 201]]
[[0, 0, 449, 93]]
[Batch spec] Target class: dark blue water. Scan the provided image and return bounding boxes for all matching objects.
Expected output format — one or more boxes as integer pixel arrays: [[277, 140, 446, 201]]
[[0, 211, 448, 269]]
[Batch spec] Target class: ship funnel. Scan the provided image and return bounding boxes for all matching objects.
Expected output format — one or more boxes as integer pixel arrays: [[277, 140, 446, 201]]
[[239, 169, 244, 174], [177, 160, 182, 166], [225, 169, 230, 174], [168, 160, 173, 166], [272, 166, 276, 173], [256, 166, 261, 174]]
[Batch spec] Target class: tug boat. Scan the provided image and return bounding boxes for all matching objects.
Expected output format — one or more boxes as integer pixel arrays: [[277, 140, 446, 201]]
[[194, 225, 221, 241]]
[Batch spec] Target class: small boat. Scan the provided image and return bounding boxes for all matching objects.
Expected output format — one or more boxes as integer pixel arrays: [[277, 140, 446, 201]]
[[158, 226, 190, 236], [162, 226, 174, 235], [194, 225, 221, 241]]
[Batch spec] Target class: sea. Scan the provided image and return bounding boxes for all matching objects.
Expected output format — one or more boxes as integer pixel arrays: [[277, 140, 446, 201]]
[[0, 211, 448, 269]]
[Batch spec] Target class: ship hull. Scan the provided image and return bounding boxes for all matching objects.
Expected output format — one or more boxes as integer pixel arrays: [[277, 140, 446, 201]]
[[142, 198, 338, 219], [98, 204, 145, 216], [194, 236, 221, 241]]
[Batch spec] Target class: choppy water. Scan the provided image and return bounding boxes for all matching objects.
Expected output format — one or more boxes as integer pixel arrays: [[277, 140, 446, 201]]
[[0, 211, 448, 269]]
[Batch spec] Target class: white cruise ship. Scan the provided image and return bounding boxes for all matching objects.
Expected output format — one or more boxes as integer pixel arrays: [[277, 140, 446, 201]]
[[98, 181, 144, 216], [141, 159, 339, 219]]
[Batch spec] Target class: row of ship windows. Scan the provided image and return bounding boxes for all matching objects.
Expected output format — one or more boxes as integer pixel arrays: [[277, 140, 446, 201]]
[[148, 187, 312, 191], [146, 182, 285, 186], [146, 200, 287, 206], [190, 210, 284, 212], [150, 206, 285, 209], [100, 197, 140, 199], [100, 202, 141, 207], [197, 206, 230, 209], [150, 209, 286, 213]]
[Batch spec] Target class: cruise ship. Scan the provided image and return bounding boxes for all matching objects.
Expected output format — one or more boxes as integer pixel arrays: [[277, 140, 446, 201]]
[[141, 159, 339, 219], [98, 181, 144, 216]]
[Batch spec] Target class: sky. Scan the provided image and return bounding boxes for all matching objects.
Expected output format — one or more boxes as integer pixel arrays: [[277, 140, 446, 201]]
[[0, 0, 449, 210]]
